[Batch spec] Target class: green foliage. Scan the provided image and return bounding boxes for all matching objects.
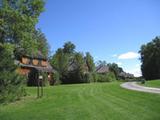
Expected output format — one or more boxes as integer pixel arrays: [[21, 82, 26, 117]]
[[140, 79, 160, 88], [51, 42, 123, 84], [34, 29, 50, 57], [0, 44, 26, 103], [85, 73, 93, 83], [107, 63, 123, 80], [92, 72, 98, 82], [63, 41, 75, 54], [96, 72, 116, 82], [0, 0, 45, 56], [106, 72, 116, 82], [83, 72, 98, 83], [139, 36, 160, 80], [51, 48, 70, 79], [85, 52, 95, 72], [66, 52, 86, 84], [53, 72, 61, 85], [41, 72, 49, 86], [0, 0, 46, 103], [51, 42, 96, 84]]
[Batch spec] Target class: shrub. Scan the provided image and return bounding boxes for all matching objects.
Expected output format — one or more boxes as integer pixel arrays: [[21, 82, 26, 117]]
[[83, 73, 94, 83], [0, 44, 26, 103], [96, 72, 116, 82], [107, 72, 116, 82], [53, 72, 61, 85]]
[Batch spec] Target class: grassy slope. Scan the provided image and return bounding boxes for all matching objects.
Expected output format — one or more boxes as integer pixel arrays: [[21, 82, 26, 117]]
[[0, 82, 160, 120], [142, 80, 160, 88]]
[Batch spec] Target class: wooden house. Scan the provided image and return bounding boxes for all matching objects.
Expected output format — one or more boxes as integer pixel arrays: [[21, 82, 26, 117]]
[[118, 72, 134, 80], [15, 54, 55, 86], [96, 65, 110, 74]]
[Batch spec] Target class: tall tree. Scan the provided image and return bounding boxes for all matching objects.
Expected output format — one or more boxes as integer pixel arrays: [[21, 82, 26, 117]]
[[51, 42, 95, 84], [85, 52, 95, 72], [0, 43, 26, 103], [0, 0, 45, 102], [0, 0, 45, 55], [63, 41, 75, 54], [51, 48, 70, 81], [51, 42, 76, 84], [34, 29, 50, 57], [139, 36, 160, 80], [67, 52, 86, 83], [107, 63, 123, 79]]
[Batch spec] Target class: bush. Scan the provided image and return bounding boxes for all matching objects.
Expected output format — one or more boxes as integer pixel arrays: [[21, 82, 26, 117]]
[[42, 72, 50, 86], [96, 72, 116, 82], [0, 71, 26, 103], [0, 44, 26, 103], [83, 73, 93, 83], [92, 73, 98, 82], [53, 72, 61, 85], [107, 72, 116, 82]]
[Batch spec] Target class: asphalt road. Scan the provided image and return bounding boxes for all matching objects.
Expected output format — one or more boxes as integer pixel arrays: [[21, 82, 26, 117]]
[[121, 82, 160, 94]]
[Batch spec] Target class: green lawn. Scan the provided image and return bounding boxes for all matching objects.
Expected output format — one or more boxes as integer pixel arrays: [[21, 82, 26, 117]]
[[1, 82, 160, 120], [140, 80, 160, 88]]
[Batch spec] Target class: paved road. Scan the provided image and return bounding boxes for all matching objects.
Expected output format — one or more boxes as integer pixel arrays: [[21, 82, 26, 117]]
[[121, 82, 160, 94]]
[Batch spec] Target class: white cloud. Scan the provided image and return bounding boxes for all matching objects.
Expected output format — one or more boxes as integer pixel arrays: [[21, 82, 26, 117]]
[[125, 64, 142, 77], [112, 54, 118, 57], [128, 68, 141, 77], [118, 52, 139, 60], [117, 62, 122, 66]]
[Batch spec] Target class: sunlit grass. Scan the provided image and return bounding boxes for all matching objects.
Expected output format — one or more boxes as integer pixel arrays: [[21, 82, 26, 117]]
[[0, 82, 160, 120]]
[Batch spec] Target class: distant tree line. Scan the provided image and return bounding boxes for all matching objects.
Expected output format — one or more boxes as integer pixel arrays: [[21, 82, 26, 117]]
[[50, 42, 133, 84], [50, 42, 95, 84]]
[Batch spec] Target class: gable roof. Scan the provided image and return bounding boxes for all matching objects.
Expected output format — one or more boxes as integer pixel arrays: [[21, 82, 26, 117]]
[[96, 65, 109, 73]]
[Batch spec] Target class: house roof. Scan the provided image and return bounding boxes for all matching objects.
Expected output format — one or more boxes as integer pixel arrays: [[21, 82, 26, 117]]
[[20, 63, 55, 73], [118, 72, 134, 78], [96, 65, 109, 73], [15, 60, 55, 73]]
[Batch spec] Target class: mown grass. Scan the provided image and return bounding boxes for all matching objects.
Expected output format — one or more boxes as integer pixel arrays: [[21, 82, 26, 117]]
[[140, 79, 160, 88], [0, 82, 160, 120]]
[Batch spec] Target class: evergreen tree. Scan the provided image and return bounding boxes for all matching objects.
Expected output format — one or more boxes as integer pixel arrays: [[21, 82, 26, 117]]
[[139, 36, 160, 80], [0, 44, 26, 103], [34, 29, 50, 57], [85, 52, 95, 72]]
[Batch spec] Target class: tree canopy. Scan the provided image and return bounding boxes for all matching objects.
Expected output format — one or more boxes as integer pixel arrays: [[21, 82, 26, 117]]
[[0, 44, 26, 103], [0, 0, 46, 56], [50, 42, 96, 84], [139, 36, 160, 80], [0, 0, 46, 103], [107, 63, 123, 79]]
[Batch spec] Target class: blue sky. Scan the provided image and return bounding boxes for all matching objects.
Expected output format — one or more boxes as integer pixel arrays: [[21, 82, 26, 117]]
[[37, 0, 160, 76]]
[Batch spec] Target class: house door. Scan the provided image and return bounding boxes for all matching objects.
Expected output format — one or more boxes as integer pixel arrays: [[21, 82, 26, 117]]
[[27, 68, 39, 86]]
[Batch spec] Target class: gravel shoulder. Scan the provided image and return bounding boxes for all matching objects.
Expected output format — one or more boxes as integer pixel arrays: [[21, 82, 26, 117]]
[[121, 82, 160, 94]]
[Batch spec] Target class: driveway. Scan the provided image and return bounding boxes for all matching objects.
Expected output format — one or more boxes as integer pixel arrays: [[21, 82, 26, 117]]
[[121, 82, 160, 94]]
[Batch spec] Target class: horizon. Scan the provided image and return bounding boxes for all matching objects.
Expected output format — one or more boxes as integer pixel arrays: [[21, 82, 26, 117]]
[[37, 0, 160, 77]]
